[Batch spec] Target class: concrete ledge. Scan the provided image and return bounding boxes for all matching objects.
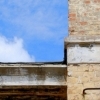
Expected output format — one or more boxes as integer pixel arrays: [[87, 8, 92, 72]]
[[0, 64, 67, 86], [65, 35, 100, 64], [65, 35, 100, 45], [0, 63, 66, 67]]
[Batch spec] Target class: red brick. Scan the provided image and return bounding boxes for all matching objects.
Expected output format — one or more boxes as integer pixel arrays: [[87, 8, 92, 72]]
[[69, 13, 76, 18], [69, 17, 76, 21], [84, 0, 90, 4], [79, 31, 85, 34], [94, 0, 100, 3], [96, 8, 100, 11], [80, 22, 87, 25]]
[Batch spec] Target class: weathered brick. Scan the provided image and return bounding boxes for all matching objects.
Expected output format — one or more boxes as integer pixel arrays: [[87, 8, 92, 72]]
[[69, 0, 100, 35], [84, 0, 91, 4], [68, 0, 100, 99], [85, 94, 98, 100], [94, 82, 100, 87], [94, 0, 100, 3], [80, 21, 88, 25], [68, 94, 83, 100], [69, 13, 76, 17], [77, 65, 89, 72], [89, 66, 95, 71], [70, 72, 83, 77], [69, 17, 76, 21], [84, 83, 95, 88], [96, 71, 100, 77], [67, 77, 78, 84], [67, 65, 77, 71], [68, 87, 83, 94]]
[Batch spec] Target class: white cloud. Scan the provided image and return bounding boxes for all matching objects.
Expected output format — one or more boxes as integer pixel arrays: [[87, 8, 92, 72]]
[[0, 35, 35, 62]]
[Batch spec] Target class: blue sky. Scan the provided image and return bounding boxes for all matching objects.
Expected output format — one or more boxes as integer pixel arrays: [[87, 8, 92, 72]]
[[0, 0, 68, 62]]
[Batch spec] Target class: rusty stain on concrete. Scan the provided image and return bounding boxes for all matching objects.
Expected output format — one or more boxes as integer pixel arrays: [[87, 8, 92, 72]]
[[0, 63, 67, 99], [0, 86, 67, 100]]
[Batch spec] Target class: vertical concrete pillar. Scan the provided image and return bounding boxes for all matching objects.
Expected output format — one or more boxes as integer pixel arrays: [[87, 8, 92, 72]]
[[65, 0, 100, 100]]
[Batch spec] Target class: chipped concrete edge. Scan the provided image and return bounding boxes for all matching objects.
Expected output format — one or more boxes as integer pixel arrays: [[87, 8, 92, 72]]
[[0, 63, 67, 67], [64, 35, 100, 64], [64, 35, 100, 45]]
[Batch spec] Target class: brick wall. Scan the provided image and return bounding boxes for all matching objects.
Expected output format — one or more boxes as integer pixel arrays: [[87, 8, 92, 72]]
[[67, 64, 100, 100], [68, 0, 100, 35], [67, 0, 100, 100]]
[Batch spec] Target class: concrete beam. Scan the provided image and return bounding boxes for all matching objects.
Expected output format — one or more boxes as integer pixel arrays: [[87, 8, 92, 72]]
[[65, 35, 100, 64], [65, 35, 100, 44], [0, 63, 67, 86]]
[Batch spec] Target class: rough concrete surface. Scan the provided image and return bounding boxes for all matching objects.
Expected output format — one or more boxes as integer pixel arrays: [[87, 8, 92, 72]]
[[0, 63, 67, 86], [0, 63, 67, 100]]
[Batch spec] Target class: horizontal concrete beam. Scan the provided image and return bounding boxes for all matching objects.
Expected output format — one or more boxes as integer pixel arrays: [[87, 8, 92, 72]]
[[0, 63, 67, 86], [65, 35, 100, 44], [65, 35, 100, 64]]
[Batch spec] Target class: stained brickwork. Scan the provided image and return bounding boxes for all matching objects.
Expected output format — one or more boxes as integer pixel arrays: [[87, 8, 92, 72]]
[[67, 0, 100, 99], [68, 0, 100, 35], [67, 64, 100, 100]]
